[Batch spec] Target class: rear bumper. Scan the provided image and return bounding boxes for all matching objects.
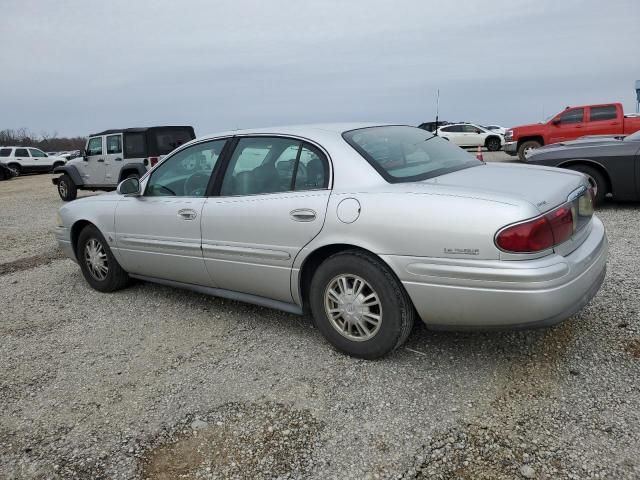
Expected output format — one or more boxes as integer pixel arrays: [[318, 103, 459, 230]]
[[503, 141, 518, 155], [381, 216, 607, 329]]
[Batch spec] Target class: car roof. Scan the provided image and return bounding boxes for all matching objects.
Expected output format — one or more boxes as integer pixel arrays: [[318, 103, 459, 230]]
[[196, 122, 399, 142], [89, 126, 194, 136]]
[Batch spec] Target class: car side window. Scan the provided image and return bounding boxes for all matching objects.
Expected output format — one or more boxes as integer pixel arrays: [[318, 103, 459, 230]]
[[589, 105, 617, 122], [221, 137, 303, 196], [559, 108, 584, 124], [0, 148, 13, 157], [294, 144, 328, 190], [145, 139, 226, 197], [29, 148, 47, 157], [15, 148, 29, 157], [463, 125, 479, 133], [440, 126, 455, 133], [87, 137, 103, 155], [106, 135, 122, 154]]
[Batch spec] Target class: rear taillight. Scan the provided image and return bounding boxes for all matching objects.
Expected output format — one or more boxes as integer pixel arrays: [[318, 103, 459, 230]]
[[149, 157, 159, 167], [496, 202, 577, 253]]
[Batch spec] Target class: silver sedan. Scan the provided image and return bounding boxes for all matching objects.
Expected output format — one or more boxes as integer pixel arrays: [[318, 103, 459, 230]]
[[55, 124, 608, 358]]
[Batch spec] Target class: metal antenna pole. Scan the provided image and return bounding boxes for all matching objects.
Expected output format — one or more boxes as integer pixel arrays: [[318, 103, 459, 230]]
[[434, 89, 440, 135]]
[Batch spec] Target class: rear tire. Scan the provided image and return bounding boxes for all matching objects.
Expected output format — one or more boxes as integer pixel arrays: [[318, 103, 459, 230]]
[[309, 250, 415, 359], [7, 163, 21, 176], [566, 165, 606, 206], [57, 174, 78, 201], [517, 140, 541, 161], [485, 136, 501, 152], [77, 225, 130, 292]]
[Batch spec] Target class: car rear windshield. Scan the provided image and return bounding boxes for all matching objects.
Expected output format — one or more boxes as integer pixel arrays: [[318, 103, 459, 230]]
[[343, 126, 480, 183]]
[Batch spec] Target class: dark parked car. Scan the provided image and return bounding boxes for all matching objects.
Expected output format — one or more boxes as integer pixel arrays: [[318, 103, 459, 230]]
[[525, 130, 640, 205], [0, 162, 18, 180]]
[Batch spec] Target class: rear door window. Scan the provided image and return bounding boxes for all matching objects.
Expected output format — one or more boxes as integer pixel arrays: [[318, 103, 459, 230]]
[[106, 135, 122, 154], [15, 148, 29, 157], [589, 105, 617, 122]]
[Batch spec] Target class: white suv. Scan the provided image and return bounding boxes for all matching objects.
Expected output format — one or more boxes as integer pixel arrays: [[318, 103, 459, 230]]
[[0, 146, 67, 175], [52, 126, 195, 201], [436, 123, 504, 151]]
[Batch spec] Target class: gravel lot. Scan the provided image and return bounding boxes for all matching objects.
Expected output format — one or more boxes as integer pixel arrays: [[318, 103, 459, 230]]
[[1, 163, 639, 479]]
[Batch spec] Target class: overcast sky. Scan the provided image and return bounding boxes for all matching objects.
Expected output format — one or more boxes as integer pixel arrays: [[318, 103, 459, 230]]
[[1, 0, 639, 137]]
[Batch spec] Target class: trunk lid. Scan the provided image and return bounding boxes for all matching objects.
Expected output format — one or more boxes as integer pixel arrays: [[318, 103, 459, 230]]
[[423, 162, 587, 213]]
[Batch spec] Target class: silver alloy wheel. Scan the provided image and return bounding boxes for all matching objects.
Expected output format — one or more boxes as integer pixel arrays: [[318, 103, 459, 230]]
[[324, 274, 382, 342], [58, 180, 68, 198], [84, 238, 109, 281]]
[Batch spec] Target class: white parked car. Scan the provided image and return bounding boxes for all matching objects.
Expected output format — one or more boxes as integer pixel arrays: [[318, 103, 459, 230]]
[[484, 125, 507, 135], [0, 146, 67, 175], [437, 123, 504, 151]]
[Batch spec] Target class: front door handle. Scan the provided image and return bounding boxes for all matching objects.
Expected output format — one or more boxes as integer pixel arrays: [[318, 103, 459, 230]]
[[178, 209, 197, 220], [290, 209, 316, 222]]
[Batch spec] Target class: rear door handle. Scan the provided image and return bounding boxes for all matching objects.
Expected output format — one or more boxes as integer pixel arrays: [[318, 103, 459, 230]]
[[290, 209, 316, 222], [114, 157, 122, 161], [97, 158, 105, 162], [178, 209, 197, 220]]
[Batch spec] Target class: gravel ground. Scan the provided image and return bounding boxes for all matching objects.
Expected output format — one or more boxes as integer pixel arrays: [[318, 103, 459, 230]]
[[0, 169, 639, 480]]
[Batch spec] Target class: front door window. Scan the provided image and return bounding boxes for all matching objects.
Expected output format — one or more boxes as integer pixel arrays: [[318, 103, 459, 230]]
[[145, 139, 226, 197]]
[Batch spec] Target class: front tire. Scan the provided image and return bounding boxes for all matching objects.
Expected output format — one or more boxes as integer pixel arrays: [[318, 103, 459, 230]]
[[485, 136, 501, 152], [77, 225, 130, 292], [57, 174, 78, 201], [517, 140, 541, 161], [566, 165, 606, 206], [309, 250, 415, 359]]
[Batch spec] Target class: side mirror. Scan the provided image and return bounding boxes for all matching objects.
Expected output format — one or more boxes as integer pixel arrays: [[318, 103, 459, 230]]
[[117, 177, 140, 196], [82, 150, 89, 161], [551, 119, 561, 126]]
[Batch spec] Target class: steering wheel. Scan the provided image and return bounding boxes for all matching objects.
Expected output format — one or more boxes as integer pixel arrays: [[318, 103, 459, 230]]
[[184, 172, 210, 196]]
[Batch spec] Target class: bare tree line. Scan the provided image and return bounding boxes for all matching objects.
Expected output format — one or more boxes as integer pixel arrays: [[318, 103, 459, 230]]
[[0, 128, 86, 152]]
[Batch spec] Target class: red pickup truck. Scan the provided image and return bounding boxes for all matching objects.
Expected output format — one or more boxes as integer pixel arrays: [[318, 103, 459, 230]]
[[504, 102, 640, 160]]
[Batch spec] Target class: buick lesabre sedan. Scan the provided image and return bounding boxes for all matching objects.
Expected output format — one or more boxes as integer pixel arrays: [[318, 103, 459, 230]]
[[56, 124, 608, 358]]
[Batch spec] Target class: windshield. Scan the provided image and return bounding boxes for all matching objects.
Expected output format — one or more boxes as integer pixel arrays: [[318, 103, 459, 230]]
[[624, 130, 640, 142], [343, 126, 480, 183]]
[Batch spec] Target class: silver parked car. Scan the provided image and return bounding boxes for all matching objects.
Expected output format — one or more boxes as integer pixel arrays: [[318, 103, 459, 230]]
[[55, 124, 608, 358]]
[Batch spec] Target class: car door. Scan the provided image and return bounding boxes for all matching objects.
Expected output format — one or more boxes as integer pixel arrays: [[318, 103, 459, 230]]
[[439, 125, 462, 145], [114, 138, 227, 286], [104, 133, 124, 184], [28, 148, 50, 171], [201, 136, 331, 303], [13, 148, 31, 172], [462, 125, 484, 146], [583, 105, 620, 137], [80, 136, 107, 184], [548, 107, 585, 144]]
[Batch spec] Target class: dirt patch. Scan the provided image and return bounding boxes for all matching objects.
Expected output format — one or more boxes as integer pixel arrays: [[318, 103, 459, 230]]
[[624, 338, 640, 358], [140, 402, 322, 480], [0, 249, 66, 276]]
